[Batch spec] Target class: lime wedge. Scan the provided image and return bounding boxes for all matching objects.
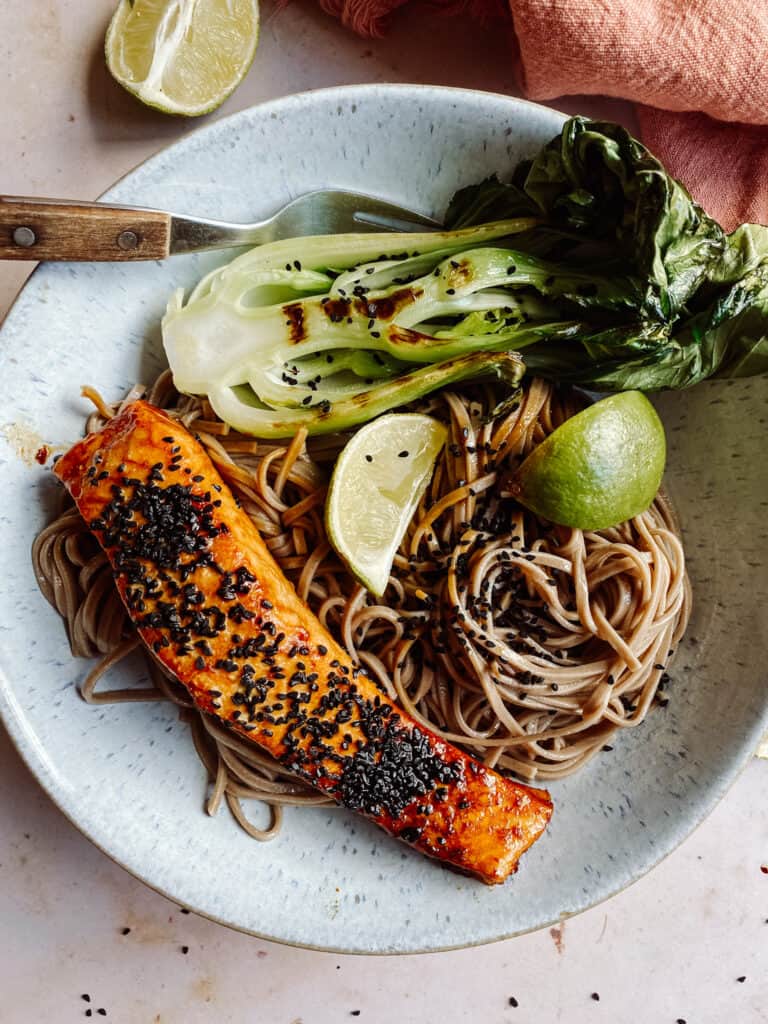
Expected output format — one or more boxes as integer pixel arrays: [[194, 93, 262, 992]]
[[509, 391, 666, 530], [105, 0, 259, 117], [326, 414, 447, 596]]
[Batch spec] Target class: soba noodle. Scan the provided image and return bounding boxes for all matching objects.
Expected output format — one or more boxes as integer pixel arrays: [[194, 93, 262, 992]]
[[32, 371, 691, 839]]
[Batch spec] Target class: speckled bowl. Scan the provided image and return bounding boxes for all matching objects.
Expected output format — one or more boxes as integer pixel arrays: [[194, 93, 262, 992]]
[[0, 85, 766, 954]]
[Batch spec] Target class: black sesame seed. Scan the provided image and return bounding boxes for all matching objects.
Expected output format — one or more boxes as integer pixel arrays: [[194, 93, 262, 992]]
[[509, 997, 518, 1008], [399, 826, 421, 843], [590, 993, 600, 1002], [398, 451, 409, 458]]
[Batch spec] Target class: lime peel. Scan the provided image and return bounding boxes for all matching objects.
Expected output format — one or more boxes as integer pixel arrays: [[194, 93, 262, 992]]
[[326, 414, 447, 596], [509, 391, 666, 530]]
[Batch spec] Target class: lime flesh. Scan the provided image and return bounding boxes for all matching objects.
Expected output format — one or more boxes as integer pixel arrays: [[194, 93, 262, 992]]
[[510, 391, 666, 530], [326, 414, 447, 597], [105, 0, 259, 117]]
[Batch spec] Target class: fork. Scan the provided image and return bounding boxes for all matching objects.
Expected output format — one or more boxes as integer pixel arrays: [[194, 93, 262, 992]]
[[0, 190, 440, 262]]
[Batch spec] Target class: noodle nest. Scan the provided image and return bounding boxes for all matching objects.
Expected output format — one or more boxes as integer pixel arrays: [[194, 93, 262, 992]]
[[33, 371, 690, 839]]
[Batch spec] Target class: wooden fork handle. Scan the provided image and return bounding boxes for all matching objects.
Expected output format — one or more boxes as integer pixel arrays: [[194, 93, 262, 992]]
[[0, 196, 171, 261]]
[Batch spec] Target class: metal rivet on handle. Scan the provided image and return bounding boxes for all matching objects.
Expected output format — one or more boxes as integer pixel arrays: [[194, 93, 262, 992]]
[[117, 229, 140, 251], [13, 226, 36, 247]]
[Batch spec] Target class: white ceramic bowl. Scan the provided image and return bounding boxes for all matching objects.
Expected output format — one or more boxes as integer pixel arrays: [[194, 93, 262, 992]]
[[0, 85, 766, 953]]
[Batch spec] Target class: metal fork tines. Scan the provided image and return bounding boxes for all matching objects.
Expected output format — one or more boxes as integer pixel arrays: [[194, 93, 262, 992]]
[[169, 190, 441, 254]]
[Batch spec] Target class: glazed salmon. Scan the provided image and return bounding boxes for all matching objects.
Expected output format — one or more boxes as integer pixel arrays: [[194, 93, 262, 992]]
[[54, 400, 552, 883]]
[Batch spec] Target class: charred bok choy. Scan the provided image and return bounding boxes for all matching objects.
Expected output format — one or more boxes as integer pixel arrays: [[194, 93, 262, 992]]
[[164, 118, 768, 437], [163, 221, 534, 438]]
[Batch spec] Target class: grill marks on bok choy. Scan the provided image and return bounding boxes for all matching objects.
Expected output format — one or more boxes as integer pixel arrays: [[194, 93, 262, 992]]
[[163, 221, 536, 437], [164, 118, 768, 438]]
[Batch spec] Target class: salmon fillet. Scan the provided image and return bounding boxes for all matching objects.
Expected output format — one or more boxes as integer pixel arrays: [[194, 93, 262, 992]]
[[54, 400, 552, 884]]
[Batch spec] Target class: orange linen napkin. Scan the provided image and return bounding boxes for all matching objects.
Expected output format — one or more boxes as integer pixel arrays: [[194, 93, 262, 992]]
[[319, 0, 768, 231]]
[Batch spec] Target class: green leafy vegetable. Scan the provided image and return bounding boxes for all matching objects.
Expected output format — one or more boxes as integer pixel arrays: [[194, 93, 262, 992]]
[[163, 220, 540, 435], [164, 117, 768, 437], [205, 351, 525, 438], [445, 117, 768, 388]]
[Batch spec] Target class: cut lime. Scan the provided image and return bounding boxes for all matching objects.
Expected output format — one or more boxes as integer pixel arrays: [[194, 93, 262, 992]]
[[105, 0, 259, 117], [509, 391, 666, 530], [326, 414, 447, 596]]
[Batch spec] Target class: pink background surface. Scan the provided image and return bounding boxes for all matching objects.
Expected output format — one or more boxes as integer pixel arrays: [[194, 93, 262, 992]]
[[0, 3, 766, 1021]]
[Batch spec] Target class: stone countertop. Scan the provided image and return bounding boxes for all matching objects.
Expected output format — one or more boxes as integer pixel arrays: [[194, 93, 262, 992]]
[[0, 3, 766, 1021]]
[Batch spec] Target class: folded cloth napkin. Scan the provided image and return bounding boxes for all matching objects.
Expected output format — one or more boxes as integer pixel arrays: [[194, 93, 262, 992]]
[[318, 0, 768, 231]]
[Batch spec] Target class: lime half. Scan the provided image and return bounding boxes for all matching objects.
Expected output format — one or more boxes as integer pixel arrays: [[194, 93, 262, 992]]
[[106, 0, 259, 117], [326, 414, 447, 596], [509, 391, 666, 530]]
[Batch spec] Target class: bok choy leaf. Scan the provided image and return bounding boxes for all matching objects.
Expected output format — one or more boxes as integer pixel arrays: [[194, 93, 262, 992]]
[[445, 117, 768, 387]]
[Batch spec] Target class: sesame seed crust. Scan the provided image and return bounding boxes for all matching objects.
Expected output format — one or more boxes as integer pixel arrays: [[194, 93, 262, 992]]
[[54, 401, 552, 884]]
